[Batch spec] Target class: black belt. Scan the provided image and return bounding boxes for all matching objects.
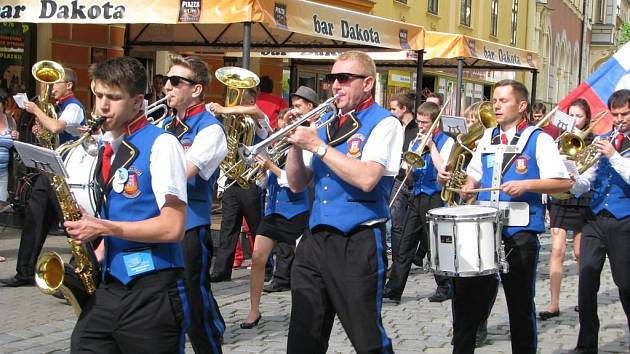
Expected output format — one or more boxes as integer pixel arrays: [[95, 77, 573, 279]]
[[598, 209, 615, 218]]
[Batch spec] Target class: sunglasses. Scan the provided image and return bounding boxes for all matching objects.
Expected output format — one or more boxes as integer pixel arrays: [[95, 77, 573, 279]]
[[324, 73, 367, 84], [166, 75, 196, 86]]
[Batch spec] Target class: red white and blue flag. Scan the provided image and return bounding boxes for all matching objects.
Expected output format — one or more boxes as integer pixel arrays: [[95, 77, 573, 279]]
[[558, 42, 630, 134]]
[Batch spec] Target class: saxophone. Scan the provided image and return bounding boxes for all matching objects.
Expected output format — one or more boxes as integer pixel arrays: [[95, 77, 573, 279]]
[[34, 117, 105, 315], [31, 60, 65, 149]]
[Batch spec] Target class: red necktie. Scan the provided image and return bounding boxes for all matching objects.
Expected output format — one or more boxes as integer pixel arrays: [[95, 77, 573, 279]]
[[101, 142, 113, 182], [501, 133, 508, 145], [615, 133, 624, 151], [338, 114, 349, 128]]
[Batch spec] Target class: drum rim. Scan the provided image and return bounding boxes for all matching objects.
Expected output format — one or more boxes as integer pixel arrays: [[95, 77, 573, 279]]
[[427, 205, 498, 218]]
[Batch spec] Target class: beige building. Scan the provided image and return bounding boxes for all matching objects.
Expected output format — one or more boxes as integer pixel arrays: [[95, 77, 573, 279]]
[[589, 0, 630, 73]]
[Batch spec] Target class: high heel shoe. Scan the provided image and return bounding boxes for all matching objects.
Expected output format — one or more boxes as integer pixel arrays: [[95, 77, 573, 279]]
[[240, 314, 262, 329]]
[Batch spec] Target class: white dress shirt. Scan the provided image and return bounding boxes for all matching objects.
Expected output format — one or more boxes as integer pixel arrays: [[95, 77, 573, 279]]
[[59, 103, 85, 137], [185, 125, 228, 181]]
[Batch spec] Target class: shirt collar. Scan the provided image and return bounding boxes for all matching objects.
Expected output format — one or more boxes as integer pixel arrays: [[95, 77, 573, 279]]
[[177, 102, 205, 121], [124, 113, 149, 136], [56, 93, 74, 105]]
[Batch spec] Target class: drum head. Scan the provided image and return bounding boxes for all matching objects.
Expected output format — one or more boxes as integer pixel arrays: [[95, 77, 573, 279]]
[[428, 205, 497, 218]]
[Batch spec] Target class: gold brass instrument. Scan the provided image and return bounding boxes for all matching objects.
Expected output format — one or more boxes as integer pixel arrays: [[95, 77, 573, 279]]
[[574, 125, 620, 174], [557, 111, 607, 160], [31, 60, 65, 149], [215, 67, 259, 188], [441, 101, 497, 205], [34, 117, 105, 315]]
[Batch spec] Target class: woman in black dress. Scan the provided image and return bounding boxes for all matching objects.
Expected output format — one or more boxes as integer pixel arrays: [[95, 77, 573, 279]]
[[540, 98, 595, 320]]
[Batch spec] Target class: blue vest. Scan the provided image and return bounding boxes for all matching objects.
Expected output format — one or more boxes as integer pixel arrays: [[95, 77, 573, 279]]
[[163, 110, 222, 230], [590, 139, 630, 219], [478, 128, 545, 237], [57, 96, 86, 144], [264, 172, 310, 219], [412, 132, 449, 196], [102, 124, 184, 285], [310, 103, 394, 234]]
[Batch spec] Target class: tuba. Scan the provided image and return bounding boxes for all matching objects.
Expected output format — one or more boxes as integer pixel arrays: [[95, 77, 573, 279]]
[[215, 67, 259, 188], [34, 117, 105, 315], [31, 60, 65, 149], [440, 101, 497, 205]]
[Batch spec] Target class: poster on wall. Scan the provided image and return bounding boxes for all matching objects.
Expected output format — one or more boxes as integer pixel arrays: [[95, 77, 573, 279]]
[[0, 22, 34, 121]]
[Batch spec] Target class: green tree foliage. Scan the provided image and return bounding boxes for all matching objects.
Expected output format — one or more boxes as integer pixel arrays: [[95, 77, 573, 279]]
[[618, 22, 630, 48]]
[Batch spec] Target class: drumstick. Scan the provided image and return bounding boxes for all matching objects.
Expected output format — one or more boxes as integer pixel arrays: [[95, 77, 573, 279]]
[[447, 186, 503, 193]]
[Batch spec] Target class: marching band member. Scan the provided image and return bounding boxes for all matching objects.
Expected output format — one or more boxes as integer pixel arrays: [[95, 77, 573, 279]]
[[569, 89, 630, 354], [532, 102, 561, 140], [456, 80, 572, 353], [388, 92, 418, 262], [207, 88, 272, 283], [383, 101, 454, 304], [160, 55, 227, 353], [540, 98, 594, 321], [65, 57, 190, 353], [1, 67, 86, 288], [285, 50, 402, 353], [241, 138, 310, 329]]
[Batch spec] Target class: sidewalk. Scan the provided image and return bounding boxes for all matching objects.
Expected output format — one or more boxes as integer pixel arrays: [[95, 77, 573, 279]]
[[1, 227, 628, 353]]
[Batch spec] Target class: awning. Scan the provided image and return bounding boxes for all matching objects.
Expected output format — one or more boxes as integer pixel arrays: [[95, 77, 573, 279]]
[[2, 0, 424, 51], [423, 31, 539, 70]]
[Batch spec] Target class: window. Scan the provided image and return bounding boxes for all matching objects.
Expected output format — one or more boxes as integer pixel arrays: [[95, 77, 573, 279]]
[[511, 0, 518, 45], [460, 0, 472, 26], [428, 0, 438, 14], [490, 0, 499, 36], [395, 0, 408, 4]]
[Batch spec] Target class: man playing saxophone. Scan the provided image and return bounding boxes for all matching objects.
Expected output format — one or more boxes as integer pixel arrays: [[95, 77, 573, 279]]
[[1, 67, 86, 288], [568, 89, 630, 354], [160, 54, 227, 354], [64, 57, 190, 353]]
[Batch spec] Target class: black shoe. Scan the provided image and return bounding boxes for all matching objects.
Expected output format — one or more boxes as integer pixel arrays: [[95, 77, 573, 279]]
[[475, 320, 488, 347], [0, 276, 34, 287], [382, 287, 401, 304], [428, 288, 452, 302], [412, 256, 424, 267], [574, 305, 580, 312], [239, 314, 261, 329], [210, 273, 231, 283], [263, 282, 290, 293], [538, 310, 560, 321]]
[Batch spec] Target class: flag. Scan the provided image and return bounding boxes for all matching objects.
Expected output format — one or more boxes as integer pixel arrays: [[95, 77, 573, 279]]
[[558, 42, 630, 135]]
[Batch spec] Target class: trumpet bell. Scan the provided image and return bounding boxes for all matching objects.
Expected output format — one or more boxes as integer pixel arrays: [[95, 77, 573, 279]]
[[558, 133, 585, 159], [403, 150, 425, 168]]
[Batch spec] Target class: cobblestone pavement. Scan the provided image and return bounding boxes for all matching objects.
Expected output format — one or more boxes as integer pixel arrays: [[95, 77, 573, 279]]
[[1, 227, 628, 353]]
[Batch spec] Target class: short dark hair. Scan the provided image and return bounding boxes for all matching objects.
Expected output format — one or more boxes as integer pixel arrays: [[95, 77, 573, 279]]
[[63, 68, 77, 90], [259, 76, 273, 93], [532, 102, 546, 114], [417, 101, 440, 121], [89, 57, 146, 97], [608, 89, 630, 110], [426, 92, 443, 106], [391, 92, 415, 112], [169, 55, 210, 95], [494, 79, 529, 105], [243, 88, 258, 103]]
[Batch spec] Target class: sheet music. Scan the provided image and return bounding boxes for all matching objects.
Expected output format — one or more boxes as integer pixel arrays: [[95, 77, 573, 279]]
[[13, 141, 68, 178]]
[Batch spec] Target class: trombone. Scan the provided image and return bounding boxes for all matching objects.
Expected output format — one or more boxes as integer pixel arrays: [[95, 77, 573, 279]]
[[147, 95, 170, 125]]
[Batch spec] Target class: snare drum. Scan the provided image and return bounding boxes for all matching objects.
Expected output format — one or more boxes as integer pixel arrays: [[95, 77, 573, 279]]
[[427, 205, 502, 277], [63, 144, 98, 216]]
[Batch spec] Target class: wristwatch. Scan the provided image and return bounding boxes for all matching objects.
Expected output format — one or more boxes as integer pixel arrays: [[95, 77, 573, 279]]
[[315, 144, 328, 158]]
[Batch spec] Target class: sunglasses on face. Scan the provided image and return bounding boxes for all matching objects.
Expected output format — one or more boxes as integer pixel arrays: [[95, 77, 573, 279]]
[[166, 75, 196, 86], [324, 73, 367, 84]]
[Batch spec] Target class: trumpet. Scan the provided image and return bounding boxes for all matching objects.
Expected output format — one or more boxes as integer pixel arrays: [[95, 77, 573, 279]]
[[238, 95, 340, 166]]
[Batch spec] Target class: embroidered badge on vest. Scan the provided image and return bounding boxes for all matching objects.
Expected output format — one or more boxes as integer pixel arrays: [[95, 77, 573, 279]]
[[180, 138, 193, 152], [515, 155, 529, 174], [123, 166, 143, 198], [347, 133, 365, 158]]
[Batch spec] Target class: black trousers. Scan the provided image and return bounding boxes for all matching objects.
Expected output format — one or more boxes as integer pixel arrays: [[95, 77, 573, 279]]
[[452, 231, 539, 354], [71, 270, 189, 354], [16, 174, 62, 280], [389, 178, 411, 260], [270, 242, 294, 287], [288, 225, 393, 354], [386, 192, 450, 296], [182, 226, 224, 354], [576, 213, 630, 351], [212, 183, 262, 277]]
